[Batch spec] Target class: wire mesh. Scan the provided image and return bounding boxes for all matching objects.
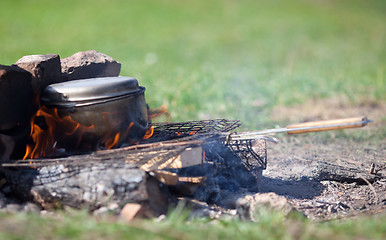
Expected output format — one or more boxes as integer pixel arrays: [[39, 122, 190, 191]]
[[226, 139, 267, 170], [3, 119, 266, 170], [151, 119, 241, 139]]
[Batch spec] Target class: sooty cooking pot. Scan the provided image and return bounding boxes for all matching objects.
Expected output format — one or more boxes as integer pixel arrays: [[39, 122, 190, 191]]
[[40, 76, 149, 151]]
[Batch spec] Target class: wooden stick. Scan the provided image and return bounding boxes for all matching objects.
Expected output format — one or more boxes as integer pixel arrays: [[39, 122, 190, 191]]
[[286, 116, 370, 134], [227, 116, 371, 140]]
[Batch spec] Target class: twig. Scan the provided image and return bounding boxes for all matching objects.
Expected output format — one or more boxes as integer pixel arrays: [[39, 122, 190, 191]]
[[359, 174, 379, 205]]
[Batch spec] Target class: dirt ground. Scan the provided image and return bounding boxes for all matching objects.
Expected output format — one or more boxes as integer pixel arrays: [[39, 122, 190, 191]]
[[259, 97, 386, 220]]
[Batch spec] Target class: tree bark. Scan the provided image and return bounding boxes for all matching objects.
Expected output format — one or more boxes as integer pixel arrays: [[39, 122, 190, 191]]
[[2, 162, 172, 215]]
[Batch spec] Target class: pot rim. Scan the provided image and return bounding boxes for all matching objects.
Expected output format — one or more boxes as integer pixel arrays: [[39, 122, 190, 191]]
[[41, 76, 140, 103], [41, 86, 146, 108]]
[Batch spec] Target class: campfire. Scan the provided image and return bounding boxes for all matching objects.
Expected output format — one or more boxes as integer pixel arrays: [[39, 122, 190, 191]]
[[0, 51, 372, 219], [0, 51, 270, 217]]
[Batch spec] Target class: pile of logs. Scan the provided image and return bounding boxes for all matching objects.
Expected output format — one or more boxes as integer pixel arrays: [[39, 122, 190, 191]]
[[0, 133, 266, 218]]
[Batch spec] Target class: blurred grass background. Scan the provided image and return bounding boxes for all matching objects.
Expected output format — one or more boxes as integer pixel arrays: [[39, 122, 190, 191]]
[[1, 0, 385, 130], [0, 1, 385, 238]]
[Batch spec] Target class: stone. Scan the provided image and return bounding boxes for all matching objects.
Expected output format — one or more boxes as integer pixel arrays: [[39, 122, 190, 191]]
[[15, 54, 65, 93], [61, 50, 121, 80], [0, 65, 34, 131], [4, 203, 23, 213], [22, 202, 41, 213], [232, 192, 295, 221], [251, 192, 293, 214]]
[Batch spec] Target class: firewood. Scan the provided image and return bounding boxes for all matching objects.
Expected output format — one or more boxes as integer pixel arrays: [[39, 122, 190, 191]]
[[314, 162, 382, 183], [151, 170, 179, 185], [119, 203, 142, 221], [2, 162, 172, 215]]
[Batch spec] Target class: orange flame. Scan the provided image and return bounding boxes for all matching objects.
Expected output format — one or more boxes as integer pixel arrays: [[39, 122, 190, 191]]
[[104, 133, 120, 149], [149, 105, 170, 121], [24, 106, 157, 159], [23, 106, 94, 159], [143, 126, 154, 140]]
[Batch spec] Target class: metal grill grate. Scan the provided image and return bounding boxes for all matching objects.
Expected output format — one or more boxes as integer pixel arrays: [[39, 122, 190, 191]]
[[151, 119, 241, 139], [149, 119, 266, 170], [2, 137, 204, 169], [226, 139, 267, 170], [3, 119, 266, 170]]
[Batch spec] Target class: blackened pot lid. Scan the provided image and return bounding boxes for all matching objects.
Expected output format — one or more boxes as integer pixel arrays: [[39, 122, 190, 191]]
[[41, 76, 141, 105]]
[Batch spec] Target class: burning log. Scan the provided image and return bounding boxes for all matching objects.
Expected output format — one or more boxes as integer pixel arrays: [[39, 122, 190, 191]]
[[1, 122, 268, 212], [3, 163, 171, 215], [1, 136, 208, 211]]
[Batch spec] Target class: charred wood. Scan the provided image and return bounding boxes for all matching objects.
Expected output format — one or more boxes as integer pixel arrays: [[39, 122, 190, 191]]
[[314, 162, 383, 184], [0, 134, 15, 162], [1, 162, 173, 215]]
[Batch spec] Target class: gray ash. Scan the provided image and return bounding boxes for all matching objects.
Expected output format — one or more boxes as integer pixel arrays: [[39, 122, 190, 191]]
[[172, 140, 262, 205]]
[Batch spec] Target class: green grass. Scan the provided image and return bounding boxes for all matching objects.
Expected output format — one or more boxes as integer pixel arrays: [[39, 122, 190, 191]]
[[1, 0, 385, 129], [0, 0, 385, 239], [0, 208, 385, 240]]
